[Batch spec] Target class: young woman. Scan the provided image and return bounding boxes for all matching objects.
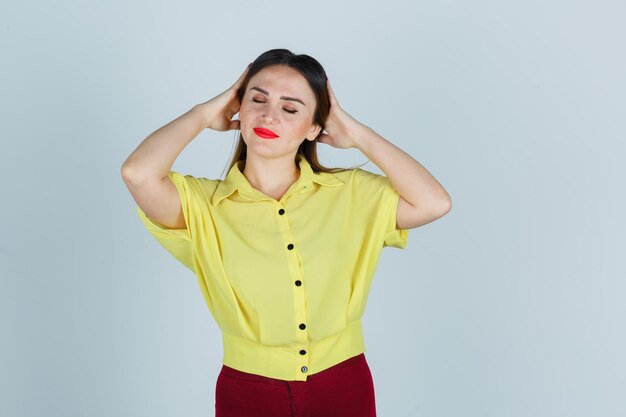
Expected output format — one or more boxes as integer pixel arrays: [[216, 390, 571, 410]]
[[121, 48, 451, 417]]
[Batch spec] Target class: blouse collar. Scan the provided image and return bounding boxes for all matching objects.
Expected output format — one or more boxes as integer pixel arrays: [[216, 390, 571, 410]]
[[211, 153, 344, 204]]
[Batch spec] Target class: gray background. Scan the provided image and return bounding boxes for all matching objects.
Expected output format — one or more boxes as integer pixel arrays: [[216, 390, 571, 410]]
[[2, 0, 624, 416]]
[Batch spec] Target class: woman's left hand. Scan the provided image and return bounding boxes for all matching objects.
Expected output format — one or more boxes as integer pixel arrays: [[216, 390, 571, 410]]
[[316, 79, 368, 149]]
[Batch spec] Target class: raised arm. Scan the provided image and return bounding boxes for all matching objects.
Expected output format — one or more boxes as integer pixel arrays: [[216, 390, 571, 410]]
[[121, 65, 250, 228]]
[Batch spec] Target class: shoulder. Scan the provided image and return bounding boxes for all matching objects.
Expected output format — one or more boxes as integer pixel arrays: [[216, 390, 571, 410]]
[[197, 177, 221, 195], [332, 167, 391, 189], [325, 167, 381, 183], [167, 171, 221, 200]]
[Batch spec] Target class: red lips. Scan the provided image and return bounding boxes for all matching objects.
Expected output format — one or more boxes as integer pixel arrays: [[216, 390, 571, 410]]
[[253, 127, 279, 139]]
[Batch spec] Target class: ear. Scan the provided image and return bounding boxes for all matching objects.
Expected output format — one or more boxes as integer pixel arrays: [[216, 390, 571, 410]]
[[306, 123, 322, 141]]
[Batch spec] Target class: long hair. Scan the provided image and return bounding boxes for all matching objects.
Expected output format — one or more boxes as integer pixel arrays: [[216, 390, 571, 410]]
[[221, 48, 367, 178]]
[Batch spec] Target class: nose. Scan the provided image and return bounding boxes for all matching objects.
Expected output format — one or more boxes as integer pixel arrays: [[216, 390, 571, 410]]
[[261, 104, 280, 123], [262, 112, 275, 124]]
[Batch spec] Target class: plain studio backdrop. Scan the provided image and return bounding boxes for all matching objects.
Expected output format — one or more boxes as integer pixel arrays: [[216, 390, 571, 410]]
[[1, 1, 624, 416]]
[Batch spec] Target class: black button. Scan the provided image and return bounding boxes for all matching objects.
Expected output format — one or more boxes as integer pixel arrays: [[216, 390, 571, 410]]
[[301, 366, 308, 373], [295, 280, 302, 286], [299, 349, 306, 355], [278, 208, 285, 215], [287, 243, 294, 250], [299, 323, 306, 330]]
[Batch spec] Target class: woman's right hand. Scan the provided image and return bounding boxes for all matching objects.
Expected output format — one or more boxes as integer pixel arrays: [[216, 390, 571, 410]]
[[196, 65, 250, 131]]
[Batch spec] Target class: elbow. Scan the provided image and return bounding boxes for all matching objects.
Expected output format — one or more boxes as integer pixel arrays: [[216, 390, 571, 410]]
[[120, 162, 142, 185], [443, 199, 452, 215], [437, 196, 453, 217], [120, 162, 133, 181]]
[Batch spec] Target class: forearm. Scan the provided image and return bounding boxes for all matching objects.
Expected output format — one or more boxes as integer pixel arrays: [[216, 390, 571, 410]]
[[354, 125, 452, 212], [121, 103, 209, 183]]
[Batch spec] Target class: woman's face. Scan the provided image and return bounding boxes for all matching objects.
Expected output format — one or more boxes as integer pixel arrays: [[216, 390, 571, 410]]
[[239, 65, 321, 158]]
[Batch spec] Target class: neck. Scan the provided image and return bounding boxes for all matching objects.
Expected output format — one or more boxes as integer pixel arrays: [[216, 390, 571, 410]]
[[241, 154, 301, 194]]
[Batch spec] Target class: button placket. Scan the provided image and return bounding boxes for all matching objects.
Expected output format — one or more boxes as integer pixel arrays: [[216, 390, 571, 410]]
[[277, 203, 309, 376]]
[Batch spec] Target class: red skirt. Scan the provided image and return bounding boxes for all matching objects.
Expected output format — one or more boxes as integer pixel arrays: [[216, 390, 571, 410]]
[[215, 353, 377, 417]]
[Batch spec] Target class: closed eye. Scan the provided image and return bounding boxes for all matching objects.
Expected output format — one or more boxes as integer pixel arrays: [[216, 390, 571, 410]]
[[251, 98, 298, 114]]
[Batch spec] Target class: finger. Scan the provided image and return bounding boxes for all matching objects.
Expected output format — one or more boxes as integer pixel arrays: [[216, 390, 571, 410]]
[[317, 132, 331, 144], [229, 119, 241, 130], [326, 79, 338, 106], [232, 65, 251, 89]]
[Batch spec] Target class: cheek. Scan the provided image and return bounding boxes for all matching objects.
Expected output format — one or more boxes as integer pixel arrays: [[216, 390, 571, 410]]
[[239, 102, 250, 118], [238, 106, 255, 129], [239, 104, 263, 126]]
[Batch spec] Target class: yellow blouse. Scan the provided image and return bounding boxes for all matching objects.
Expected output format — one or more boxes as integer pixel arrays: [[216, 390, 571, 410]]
[[136, 153, 409, 381]]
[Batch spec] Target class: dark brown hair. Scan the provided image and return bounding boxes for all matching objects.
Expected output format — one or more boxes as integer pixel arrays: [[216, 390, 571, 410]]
[[222, 48, 366, 177]]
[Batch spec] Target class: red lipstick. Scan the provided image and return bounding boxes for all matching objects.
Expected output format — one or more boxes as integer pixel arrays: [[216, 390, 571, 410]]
[[253, 127, 279, 139]]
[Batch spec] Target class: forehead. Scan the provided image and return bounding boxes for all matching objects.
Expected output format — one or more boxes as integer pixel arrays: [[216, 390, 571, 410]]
[[247, 65, 315, 103]]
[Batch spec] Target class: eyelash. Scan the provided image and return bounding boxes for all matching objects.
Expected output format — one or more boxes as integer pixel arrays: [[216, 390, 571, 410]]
[[251, 98, 298, 114]]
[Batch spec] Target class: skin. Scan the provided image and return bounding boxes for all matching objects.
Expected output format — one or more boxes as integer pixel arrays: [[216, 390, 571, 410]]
[[233, 64, 451, 227], [237, 65, 323, 200], [123, 60, 450, 231]]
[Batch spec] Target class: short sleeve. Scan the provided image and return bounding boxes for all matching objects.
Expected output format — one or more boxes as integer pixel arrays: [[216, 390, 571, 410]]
[[135, 170, 210, 273], [352, 168, 409, 249]]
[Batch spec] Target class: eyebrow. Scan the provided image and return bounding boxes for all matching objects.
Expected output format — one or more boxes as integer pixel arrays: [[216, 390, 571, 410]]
[[249, 86, 306, 106]]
